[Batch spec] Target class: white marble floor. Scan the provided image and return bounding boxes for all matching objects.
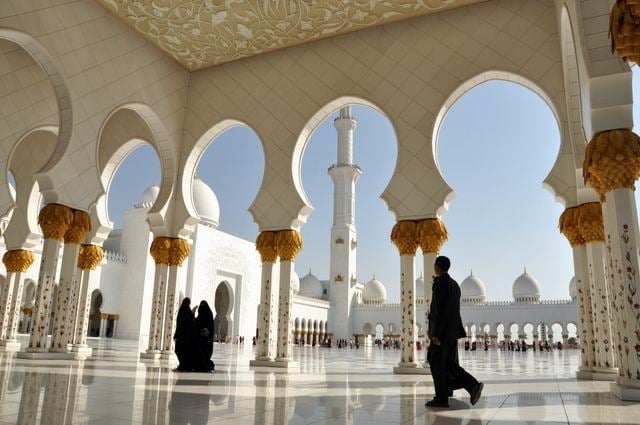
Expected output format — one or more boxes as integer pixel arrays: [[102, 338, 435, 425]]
[[0, 338, 638, 424]]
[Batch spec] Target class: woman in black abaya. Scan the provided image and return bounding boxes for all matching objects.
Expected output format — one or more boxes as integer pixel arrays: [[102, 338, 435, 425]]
[[195, 300, 215, 372], [174, 297, 197, 371]]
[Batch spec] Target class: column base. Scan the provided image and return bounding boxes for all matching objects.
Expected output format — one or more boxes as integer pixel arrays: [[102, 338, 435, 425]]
[[394, 365, 432, 375], [576, 367, 593, 380], [139, 350, 162, 361], [591, 367, 618, 381], [70, 345, 92, 356], [17, 351, 82, 360], [0, 340, 21, 352], [272, 358, 299, 369], [249, 359, 276, 367], [159, 351, 176, 361], [610, 377, 640, 401]]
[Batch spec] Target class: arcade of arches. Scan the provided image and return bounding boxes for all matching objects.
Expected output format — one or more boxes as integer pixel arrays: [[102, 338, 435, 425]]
[[0, 2, 639, 423]]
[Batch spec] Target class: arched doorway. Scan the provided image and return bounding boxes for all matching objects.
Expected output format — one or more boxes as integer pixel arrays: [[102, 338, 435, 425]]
[[213, 283, 233, 342], [88, 290, 103, 337]]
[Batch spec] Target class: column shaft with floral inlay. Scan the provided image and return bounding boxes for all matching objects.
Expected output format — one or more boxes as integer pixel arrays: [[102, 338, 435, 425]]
[[560, 206, 596, 378], [392, 220, 419, 369], [252, 231, 279, 363], [72, 244, 104, 349], [145, 237, 171, 354], [583, 129, 640, 400], [578, 202, 618, 380], [27, 204, 73, 352], [0, 250, 34, 346], [161, 238, 191, 354], [275, 230, 302, 363], [417, 218, 448, 367], [50, 210, 91, 352]]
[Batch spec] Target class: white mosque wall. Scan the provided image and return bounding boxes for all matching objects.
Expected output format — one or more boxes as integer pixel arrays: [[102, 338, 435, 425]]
[[291, 295, 330, 327], [186, 223, 261, 341], [95, 255, 125, 314]]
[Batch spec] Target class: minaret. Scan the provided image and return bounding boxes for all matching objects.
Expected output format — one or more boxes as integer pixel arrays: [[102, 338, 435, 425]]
[[328, 106, 362, 340]]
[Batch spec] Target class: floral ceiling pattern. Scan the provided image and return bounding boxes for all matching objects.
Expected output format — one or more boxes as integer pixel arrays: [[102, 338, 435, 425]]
[[97, 0, 482, 70]]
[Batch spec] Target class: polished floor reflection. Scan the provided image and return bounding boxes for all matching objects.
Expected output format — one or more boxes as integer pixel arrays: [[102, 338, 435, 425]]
[[0, 338, 638, 424]]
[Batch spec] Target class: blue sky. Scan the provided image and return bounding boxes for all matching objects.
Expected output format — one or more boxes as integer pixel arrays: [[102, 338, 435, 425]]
[[107, 69, 640, 303]]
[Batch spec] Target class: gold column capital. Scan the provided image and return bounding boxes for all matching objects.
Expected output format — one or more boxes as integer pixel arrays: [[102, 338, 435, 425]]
[[2, 249, 34, 273], [610, 1, 640, 64], [38, 203, 73, 240], [150, 237, 172, 265], [559, 206, 584, 247], [168, 238, 191, 266], [583, 129, 640, 197], [256, 231, 278, 263], [576, 202, 605, 244], [275, 230, 303, 262], [77, 244, 104, 270], [416, 218, 448, 254], [64, 209, 91, 244], [391, 220, 419, 256]]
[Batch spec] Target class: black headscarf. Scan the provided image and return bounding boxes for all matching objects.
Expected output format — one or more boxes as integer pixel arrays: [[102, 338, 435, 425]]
[[195, 300, 214, 335], [174, 297, 194, 340]]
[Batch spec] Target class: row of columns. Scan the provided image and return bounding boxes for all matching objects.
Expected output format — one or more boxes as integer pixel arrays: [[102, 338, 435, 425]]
[[142, 236, 190, 360], [251, 230, 302, 368], [390, 218, 447, 374], [0, 204, 105, 358]]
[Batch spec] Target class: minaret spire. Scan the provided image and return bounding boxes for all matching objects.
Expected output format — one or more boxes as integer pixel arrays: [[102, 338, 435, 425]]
[[328, 105, 362, 340]]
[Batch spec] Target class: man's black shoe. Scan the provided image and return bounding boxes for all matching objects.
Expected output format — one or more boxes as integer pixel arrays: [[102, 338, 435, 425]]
[[425, 399, 449, 408], [469, 382, 484, 406]]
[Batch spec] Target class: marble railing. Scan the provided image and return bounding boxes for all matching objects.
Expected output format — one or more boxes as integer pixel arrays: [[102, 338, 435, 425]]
[[104, 250, 126, 263]]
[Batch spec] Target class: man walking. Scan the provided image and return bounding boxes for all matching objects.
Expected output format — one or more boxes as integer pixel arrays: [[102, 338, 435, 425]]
[[426, 256, 483, 408]]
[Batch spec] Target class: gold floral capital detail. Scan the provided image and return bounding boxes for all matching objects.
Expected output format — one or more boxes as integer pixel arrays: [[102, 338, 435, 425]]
[[150, 237, 172, 265], [256, 231, 278, 263], [275, 230, 303, 262], [609, 0, 640, 64], [168, 238, 191, 266], [64, 210, 92, 244], [2, 250, 34, 273], [583, 129, 640, 197], [416, 218, 448, 254], [77, 245, 104, 270], [559, 207, 584, 247], [38, 204, 73, 240], [391, 220, 419, 256], [576, 202, 605, 244]]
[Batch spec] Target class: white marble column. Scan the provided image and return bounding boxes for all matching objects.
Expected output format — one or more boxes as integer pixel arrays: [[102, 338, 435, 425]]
[[0, 250, 34, 350], [160, 238, 190, 358], [251, 231, 279, 366], [274, 230, 302, 368], [25, 204, 73, 355], [71, 244, 104, 354], [141, 237, 171, 359], [50, 210, 90, 353], [574, 245, 596, 378]]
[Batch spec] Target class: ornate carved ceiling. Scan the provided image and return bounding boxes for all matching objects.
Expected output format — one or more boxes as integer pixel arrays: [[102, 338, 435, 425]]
[[97, 0, 484, 71]]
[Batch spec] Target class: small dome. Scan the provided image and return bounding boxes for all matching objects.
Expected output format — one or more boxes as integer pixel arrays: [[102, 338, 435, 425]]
[[513, 269, 541, 302], [569, 276, 576, 299], [140, 185, 159, 206], [300, 271, 323, 298], [460, 272, 486, 303], [192, 177, 220, 228], [415, 274, 425, 297], [291, 272, 300, 293], [363, 276, 387, 304]]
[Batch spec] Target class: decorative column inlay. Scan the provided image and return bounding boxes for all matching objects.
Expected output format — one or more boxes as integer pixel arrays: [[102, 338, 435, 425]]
[[27, 204, 73, 352], [72, 244, 104, 349], [275, 230, 302, 363], [50, 209, 91, 352], [417, 218, 448, 368], [253, 231, 279, 363], [161, 238, 191, 354], [578, 202, 618, 379], [560, 206, 596, 378], [584, 128, 640, 400], [0, 250, 34, 346], [145, 237, 171, 354], [392, 220, 419, 370]]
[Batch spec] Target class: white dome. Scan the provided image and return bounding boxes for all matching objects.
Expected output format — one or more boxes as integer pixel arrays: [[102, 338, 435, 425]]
[[460, 272, 486, 302], [569, 276, 576, 299], [415, 275, 425, 297], [363, 276, 387, 303], [291, 272, 300, 293], [300, 271, 323, 298], [513, 269, 541, 301], [140, 185, 159, 206], [192, 177, 220, 228]]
